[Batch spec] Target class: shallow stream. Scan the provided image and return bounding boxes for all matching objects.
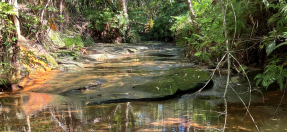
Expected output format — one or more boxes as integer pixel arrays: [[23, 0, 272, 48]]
[[0, 42, 286, 132]]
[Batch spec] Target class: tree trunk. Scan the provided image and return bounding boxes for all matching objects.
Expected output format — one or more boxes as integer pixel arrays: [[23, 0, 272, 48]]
[[185, 0, 200, 34], [11, 0, 20, 82], [116, 0, 130, 38], [63, 0, 69, 28], [117, 0, 123, 11], [3, 0, 21, 83], [59, 0, 64, 32], [121, 0, 130, 37]]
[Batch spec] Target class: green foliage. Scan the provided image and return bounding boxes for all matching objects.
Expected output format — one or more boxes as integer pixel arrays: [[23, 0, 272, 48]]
[[262, 30, 287, 56], [170, 0, 226, 61], [19, 4, 59, 37], [0, 2, 18, 84], [86, 8, 113, 31], [194, 52, 211, 62], [267, 0, 287, 33], [255, 57, 287, 91], [170, 14, 192, 47], [0, 2, 17, 15], [266, 40, 276, 56], [85, 8, 128, 36], [0, 62, 10, 85], [63, 35, 84, 48], [149, 1, 188, 41], [129, 30, 141, 43], [112, 12, 129, 36], [0, 2, 17, 45], [83, 36, 94, 47], [129, 10, 147, 33]]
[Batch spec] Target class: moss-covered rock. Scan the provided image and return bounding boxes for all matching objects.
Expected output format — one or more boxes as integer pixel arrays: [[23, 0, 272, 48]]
[[134, 68, 210, 96], [48, 30, 65, 47], [45, 55, 59, 68]]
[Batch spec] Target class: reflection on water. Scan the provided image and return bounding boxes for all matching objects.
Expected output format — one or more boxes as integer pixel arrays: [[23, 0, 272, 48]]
[[0, 92, 220, 132], [0, 92, 286, 132]]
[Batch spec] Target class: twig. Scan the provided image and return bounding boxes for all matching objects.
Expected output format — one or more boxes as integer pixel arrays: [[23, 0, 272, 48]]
[[229, 0, 236, 46], [220, 0, 229, 131], [274, 79, 287, 119], [40, 0, 51, 23], [238, 88, 265, 103], [192, 53, 227, 96], [223, 97, 228, 132], [230, 53, 253, 120], [229, 85, 260, 131]]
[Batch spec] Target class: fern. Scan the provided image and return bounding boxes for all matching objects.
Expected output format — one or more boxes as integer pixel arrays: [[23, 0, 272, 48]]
[[255, 57, 287, 91]]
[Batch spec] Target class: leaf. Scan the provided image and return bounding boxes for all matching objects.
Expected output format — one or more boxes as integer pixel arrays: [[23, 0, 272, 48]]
[[256, 78, 262, 86], [51, 23, 57, 31], [192, 34, 201, 38], [274, 41, 287, 50], [259, 45, 264, 49], [277, 78, 284, 91], [194, 52, 202, 56], [254, 73, 263, 80], [266, 41, 276, 56], [263, 0, 269, 7]]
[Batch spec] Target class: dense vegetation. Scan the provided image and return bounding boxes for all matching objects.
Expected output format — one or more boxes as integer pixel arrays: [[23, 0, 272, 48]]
[[0, 0, 287, 91]]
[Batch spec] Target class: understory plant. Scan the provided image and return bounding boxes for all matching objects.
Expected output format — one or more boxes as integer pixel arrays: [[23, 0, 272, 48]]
[[0, 2, 19, 84], [84, 8, 129, 42], [255, 57, 287, 91]]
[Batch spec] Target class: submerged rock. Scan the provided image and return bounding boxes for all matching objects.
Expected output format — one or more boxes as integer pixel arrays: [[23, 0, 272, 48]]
[[133, 68, 212, 98]]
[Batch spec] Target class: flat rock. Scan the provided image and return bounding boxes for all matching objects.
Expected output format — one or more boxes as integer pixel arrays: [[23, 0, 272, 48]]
[[20, 41, 212, 105]]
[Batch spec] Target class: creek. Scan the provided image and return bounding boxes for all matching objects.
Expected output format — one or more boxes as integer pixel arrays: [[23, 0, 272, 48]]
[[0, 42, 286, 132]]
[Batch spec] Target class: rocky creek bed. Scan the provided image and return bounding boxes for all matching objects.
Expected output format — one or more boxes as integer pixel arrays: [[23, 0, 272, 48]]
[[18, 41, 213, 104], [2, 41, 286, 132]]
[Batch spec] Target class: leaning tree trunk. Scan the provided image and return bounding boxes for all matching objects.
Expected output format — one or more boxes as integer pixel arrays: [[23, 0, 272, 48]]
[[59, 0, 64, 32], [4, 0, 21, 83], [116, 0, 130, 40], [185, 0, 213, 66], [185, 0, 200, 35], [10, 0, 20, 82], [185, 0, 199, 55], [121, 0, 130, 37]]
